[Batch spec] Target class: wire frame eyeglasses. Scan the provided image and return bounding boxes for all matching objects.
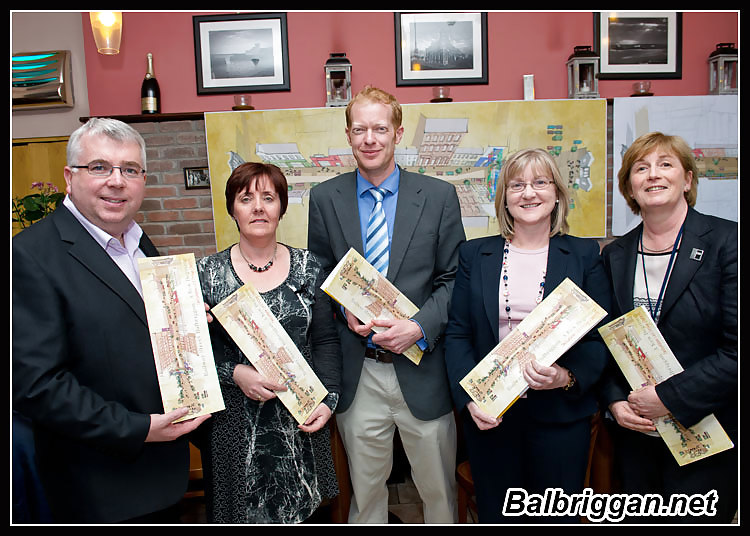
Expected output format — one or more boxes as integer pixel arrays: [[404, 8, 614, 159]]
[[507, 178, 553, 193], [71, 161, 146, 180]]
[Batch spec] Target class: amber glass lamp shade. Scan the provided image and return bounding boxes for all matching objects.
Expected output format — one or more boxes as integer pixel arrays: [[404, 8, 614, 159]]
[[90, 12, 122, 55]]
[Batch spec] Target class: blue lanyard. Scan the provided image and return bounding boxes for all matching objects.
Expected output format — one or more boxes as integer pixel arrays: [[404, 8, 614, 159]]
[[639, 223, 684, 321]]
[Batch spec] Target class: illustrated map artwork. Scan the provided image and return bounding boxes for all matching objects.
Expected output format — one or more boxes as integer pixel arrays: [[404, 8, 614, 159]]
[[205, 98, 608, 252], [138, 254, 225, 421], [460, 278, 607, 419], [211, 282, 328, 425], [598, 306, 734, 466], [612, 95, 738, 235], [321, 247, 423, 365]]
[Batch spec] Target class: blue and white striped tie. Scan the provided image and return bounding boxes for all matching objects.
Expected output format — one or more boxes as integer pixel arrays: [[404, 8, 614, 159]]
[[365, 187, 389, 275]]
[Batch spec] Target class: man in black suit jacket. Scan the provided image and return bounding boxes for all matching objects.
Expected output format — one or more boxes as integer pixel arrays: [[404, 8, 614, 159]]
[[13, 118, 209, 523], [308, 86, 465, 523]]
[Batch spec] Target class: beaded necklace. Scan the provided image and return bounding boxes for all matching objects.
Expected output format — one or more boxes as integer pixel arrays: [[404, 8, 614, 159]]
[[238, 243, 277, 273], [501, 241, 547, 330]]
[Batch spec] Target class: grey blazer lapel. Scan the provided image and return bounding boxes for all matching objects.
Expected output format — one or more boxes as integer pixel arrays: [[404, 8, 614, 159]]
[[389, 171, 425, 280], [331, 173, 364, 254], [54, 206, 150, 326]]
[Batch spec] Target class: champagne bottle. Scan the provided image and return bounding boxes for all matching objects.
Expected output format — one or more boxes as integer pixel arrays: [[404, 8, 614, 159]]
[[141, 52, 160, 114]]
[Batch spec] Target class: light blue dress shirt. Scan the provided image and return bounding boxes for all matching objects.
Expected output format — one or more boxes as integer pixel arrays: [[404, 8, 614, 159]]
[[354, 167, 428, 351]]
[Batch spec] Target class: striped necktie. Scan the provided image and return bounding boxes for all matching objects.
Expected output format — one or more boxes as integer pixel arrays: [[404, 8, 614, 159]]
[[365, 187, 389, 275]]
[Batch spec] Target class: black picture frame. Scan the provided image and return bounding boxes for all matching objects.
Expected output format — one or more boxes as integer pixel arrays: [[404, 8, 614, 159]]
[[395, 12, 488, 87], [594, 11, 682, 80], [193, 12, 290, 94], [184, 166, 210, 190]]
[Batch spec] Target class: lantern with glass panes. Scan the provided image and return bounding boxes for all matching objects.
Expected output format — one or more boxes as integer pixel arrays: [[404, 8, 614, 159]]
[[325, 53, 352, 107], [566, 46, 599, 99], [708, 43, 737, 95]]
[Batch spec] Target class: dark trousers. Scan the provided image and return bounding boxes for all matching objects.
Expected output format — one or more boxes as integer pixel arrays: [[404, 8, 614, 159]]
[[118, 503, 182, 524], [461, 400, 591, 523], [12, 412, 53, 524]]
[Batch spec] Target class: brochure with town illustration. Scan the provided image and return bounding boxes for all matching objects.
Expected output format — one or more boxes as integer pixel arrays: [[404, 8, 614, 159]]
[[320, 247, 423, 365], [599, 306, 734, 466], [460, 278, 607, 419], [138, 254, 225, 422], [211, 282, 328, 425]]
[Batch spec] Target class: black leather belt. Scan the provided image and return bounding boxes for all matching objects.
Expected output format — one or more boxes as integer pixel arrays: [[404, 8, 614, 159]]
[[364, 347, 396, 363]]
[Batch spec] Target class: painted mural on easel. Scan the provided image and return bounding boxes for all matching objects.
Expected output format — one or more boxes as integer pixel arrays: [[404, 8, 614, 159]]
[[205, 99, 608, 251]]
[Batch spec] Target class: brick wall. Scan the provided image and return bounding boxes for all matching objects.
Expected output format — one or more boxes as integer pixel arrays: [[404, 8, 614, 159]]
[[131, 119, 217, 260]]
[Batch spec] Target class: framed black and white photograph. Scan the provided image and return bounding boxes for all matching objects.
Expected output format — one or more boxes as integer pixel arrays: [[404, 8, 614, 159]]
[[594, 12, 682, 79], [395, 12, 488, 87], [193, 12, 290, 94], [184, 167, 210, 190]]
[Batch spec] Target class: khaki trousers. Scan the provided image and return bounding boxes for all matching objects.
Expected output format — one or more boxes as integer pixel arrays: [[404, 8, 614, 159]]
[[337, 358, 457, 524]]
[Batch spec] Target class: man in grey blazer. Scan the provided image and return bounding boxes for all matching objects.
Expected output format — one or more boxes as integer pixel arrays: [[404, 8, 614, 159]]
[[13, 118, 209, 523], [308, 86, 465, 523]]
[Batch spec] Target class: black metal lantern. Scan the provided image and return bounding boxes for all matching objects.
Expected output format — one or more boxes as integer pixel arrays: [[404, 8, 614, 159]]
[[325, 53, 352, 107], [566, 46, 599, 99], [709, 43, 738, 95]]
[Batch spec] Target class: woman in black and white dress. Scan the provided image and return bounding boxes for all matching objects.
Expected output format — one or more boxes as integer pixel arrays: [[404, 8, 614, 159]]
[[197, 162, 341, 524]]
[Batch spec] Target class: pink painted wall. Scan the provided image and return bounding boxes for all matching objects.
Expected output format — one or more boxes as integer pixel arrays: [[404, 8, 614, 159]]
[[83, 11, 738, 116]]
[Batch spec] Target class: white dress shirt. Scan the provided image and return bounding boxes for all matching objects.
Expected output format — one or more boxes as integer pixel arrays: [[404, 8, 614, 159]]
[[63, 195, 147, 296]]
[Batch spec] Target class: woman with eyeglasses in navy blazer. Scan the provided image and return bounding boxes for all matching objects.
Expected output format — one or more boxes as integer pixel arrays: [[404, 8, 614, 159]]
[[445, 148, 611, 523]]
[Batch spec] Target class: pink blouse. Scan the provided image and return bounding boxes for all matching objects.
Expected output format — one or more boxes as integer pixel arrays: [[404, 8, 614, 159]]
[[498, 242, 549, 341]]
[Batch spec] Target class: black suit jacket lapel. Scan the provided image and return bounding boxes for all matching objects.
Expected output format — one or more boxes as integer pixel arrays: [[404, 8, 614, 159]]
[[545, 235, 571, 299], [479, 236, 504, 342], [53, 206, 152, 326], [608, 227, 640, 316], [139, 232, 159, 257], [660, 208, 709, 322]]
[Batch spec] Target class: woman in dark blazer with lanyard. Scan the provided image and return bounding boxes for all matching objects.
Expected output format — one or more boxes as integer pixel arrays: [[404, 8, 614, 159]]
[[444, 148, 611, 523], [600, 132, 737, 523]]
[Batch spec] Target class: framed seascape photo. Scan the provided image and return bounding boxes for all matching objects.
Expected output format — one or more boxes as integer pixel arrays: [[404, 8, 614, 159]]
[[184, 167, 210, 190], [395, 12, 488, 87], [594, 12, 682, 79], [193, 12, 290, 94]]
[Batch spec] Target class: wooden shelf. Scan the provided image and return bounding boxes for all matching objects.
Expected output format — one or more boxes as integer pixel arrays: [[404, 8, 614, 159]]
[[79, 112, 206, 124]]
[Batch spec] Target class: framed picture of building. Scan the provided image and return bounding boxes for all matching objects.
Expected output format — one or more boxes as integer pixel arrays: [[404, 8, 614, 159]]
[[395, 12, 488, 86]]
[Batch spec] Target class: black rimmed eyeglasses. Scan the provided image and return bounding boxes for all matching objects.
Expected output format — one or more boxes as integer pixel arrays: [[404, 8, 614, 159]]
[[71, 161, 146, 180]]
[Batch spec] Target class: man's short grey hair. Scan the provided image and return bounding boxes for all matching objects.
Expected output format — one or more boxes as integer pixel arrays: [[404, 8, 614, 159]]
[[67, 118, 147, 168]]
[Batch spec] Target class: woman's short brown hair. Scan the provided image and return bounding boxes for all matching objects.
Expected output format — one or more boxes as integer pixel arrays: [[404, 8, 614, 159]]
[[618, 132, 699, 215], [493, 148, 570, 239], [225, 162, 288, 219]]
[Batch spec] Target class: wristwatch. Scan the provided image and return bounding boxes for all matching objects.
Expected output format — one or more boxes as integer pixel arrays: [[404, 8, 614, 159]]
[[563, 369, 576, 391]]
